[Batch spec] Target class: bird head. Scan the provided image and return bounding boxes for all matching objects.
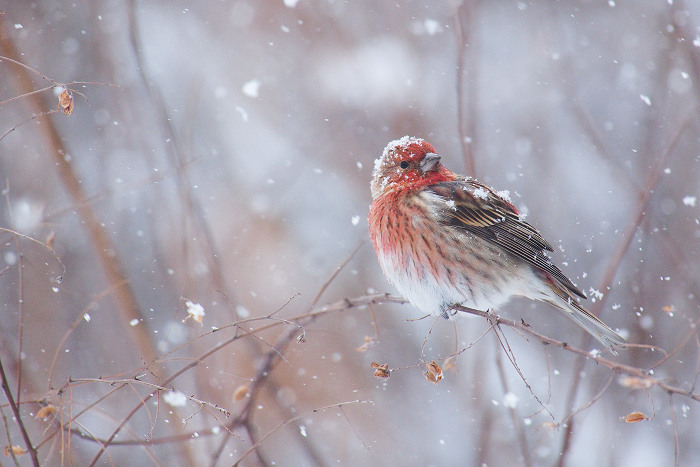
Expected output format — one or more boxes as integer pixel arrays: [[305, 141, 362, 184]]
[[371, 136, 454, 199]]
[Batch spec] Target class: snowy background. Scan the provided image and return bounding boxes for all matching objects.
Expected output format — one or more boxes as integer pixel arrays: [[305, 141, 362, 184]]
[[2, 1, 700, 465]]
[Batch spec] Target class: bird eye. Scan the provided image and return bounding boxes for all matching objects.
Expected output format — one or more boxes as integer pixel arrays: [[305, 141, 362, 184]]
[[399, 161, 409, 169]]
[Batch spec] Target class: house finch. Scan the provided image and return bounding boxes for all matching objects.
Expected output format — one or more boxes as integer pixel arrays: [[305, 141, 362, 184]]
[[368, 136, 625, 350]]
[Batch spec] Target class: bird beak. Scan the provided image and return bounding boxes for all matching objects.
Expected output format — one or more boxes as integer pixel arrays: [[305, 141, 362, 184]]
[[419, 153, 441, 174]]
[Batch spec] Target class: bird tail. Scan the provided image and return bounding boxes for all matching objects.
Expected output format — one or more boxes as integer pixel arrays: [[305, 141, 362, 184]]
[[544, 284, 626, 353]]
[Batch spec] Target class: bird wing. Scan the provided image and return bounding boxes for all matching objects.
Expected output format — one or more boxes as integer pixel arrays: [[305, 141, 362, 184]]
[[427, 179, 586, 299]]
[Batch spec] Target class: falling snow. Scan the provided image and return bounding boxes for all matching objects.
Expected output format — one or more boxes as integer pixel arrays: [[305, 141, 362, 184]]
[[503, 392, 519, 408], [242, 79, 261, 98], [423, 19, 443, 35], [4, 251, 17, 265], [235, 106, 249, 122], [4, 3, 700, 466], [236, 305, 251, 318], [163, 391, 188, 407]]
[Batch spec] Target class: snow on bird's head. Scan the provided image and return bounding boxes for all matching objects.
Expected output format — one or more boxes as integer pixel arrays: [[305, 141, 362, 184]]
[[370, 136, 450, 199], [373, 136, 435, 175]]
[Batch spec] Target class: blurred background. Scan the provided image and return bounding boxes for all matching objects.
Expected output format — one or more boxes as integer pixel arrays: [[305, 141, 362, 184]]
[[1, 0, 700, 465]]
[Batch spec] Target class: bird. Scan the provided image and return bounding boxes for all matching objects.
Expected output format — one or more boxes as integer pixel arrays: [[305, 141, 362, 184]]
[[368, 136, 626, 351]]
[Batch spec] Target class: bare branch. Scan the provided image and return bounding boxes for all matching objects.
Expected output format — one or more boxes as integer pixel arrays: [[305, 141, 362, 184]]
[[232, 400, 373, 466]]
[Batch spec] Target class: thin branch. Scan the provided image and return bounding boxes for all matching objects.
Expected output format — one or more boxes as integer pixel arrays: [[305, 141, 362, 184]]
[[2, 185, 25, 412], [448, 304, 700, 402], [558, 371, 615, 428], [669, 394, 680, 467], [0, 108, 61, 142], [68, 377, 231, 418], [27, 290, 700, 461], [492, 322, 554, 420], [232, 400, 373, 466], [47, 281, 128, 389], [493, 334, 532, 467], [210, 245, 363, 464], [0, 402, 21, 467], [0, 358, 39, 466], [309, 242, 364, 309], [0, 16, 161, 369], [557, 103, 693, 467], [0, 227, 66, 276]]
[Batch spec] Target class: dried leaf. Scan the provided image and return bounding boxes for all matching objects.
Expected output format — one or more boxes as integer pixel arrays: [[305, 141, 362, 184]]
[[36, 404, 57, 420], [233, 385, 248, 402], [371, 361, 390, 378], [4, 445, 26, 457], [58, 89, 74, 115], [624, 411, 649, 423], [618, 376, 653, 390], [355, 336, 376, 352], [424, 360, 443, 385]]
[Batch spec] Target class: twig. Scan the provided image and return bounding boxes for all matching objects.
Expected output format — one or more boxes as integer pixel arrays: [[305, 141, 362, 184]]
[[0, 15, 161, 368], [208, 316, 303, 465], [47, 281, 128, 389], [493, 334, 532, 467], [557, 102, 693, 467], [68, 377, 231, 418], [492, 320, 553, 420], [1, 406, 22, 466], [31, 290, 700, 462], [447, 304, 700, 402], [669, 393, 680, 467], [258, 377, 328, 466], [232, 400, 373, 466], [0, 358, 39, 466], [310, 242, 364, 309], [0, 227, 66, 276], [558, 371, 615, 428], [210, 245, 363, 464], [0, 108, 61, 142], [2, 185, 26, 413], [420, 314, 443, 361]]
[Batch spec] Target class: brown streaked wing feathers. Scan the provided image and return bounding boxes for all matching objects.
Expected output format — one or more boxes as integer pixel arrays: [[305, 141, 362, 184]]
[[428, 180, 587, 300]]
